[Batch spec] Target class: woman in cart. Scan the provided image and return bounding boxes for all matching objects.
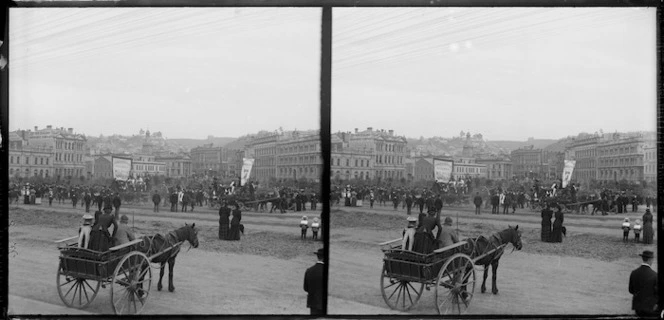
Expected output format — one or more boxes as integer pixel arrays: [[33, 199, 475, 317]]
[[89, 205, 118, 251]]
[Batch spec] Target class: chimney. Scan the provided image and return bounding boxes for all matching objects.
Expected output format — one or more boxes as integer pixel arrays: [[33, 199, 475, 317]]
[[389, 130, 394, 136], [355, 128, 358, 133], [68, 128, 73, 134], [47, 125, 52, 129], [367, 127, 373, 132], [34, 126, 38, 131]]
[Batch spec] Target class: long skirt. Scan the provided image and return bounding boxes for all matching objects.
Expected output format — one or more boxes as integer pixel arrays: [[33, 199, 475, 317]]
[[541, 224, 552, 242], [89, 229, 113, 251], [551, 225, 563, 243], [227, 224, 241, 241], [218, 221, 229, 240], [643, 222, 654, 244]]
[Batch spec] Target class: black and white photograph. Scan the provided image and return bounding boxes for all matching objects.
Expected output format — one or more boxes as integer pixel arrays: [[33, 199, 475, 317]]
[[328, 8, 657, 315], [7, 7, 324, 315]]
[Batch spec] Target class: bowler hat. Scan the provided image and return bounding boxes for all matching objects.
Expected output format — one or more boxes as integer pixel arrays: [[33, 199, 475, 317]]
[[120, 215, 129, 223], [314, 248, 325, 258], [639, 250, 654, 259], [444, 217, 453, 225]]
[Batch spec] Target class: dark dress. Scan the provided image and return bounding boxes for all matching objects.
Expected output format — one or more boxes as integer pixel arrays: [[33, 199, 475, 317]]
[[541, 208, 553, 242], [89, 213, 118, 251], [551, 210, 564, 243], [642, 212, 654, 244], [218, 206, 231, 240], [227, 209, 243, 241]]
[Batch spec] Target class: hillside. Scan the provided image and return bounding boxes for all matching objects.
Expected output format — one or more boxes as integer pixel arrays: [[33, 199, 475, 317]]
[[169, 137, 237, 150], [406, 134, 560, 157]]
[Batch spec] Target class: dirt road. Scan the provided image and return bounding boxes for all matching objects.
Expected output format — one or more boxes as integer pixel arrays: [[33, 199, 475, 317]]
[[328, 204, 658, 315], [8, 202, 323, 315]]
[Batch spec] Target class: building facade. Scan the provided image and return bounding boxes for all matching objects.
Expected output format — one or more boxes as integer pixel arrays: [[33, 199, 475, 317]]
[[93, 156, 114, 179], [246, 134, 279, 183], [23, 126, 87, 179], [643, 145, 656, 183], [566, 134, 600, 186], [510, 146, 543, 179], [190, 144, 228, 176], [413, 157, 434, 181], [276, 131, 322, 182], [131, 154, 166, 177], [9, 132, 55, 179], [346, 127, 408, 180], [156, 154, 192, 178], [330, 134, 374, 181], [476, 158, 513, 180], [452, 158, 487, 179], [596, 133, 654, 182]]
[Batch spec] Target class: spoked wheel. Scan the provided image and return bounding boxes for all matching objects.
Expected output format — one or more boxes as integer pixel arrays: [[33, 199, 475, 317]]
[[380, 264, 424, 311], [56, 262, 101, 309], [435, 253, 476, 315], [111, 252, 152, 315]]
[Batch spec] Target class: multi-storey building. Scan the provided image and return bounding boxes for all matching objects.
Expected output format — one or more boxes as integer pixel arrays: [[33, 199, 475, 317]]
[[452, 157, 487, 180], [156, 154, 192, 178], [131, 154, 166, 177], [566, 134, 600, 186], [510, 146, 544, 179], [23, 125, 87, 179], [643, 145, 657, 183], [596, 133, 655, 182], [190, 144, 228, 176], [412, 157, 434, 181], [226, 150, 245, 179], [476, 157, 512, 180], [246, 133, 279, 183], [93, 156, 114, 179], [346, 127, 408, 180], [330, 134, 373, 181], [276, 131, 322, 182], [8, 131, 55, 179]]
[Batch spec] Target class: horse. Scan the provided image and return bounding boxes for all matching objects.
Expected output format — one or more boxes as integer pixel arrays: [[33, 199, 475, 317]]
[[457, 225, 522, 295], [136, 223, 199, 292]]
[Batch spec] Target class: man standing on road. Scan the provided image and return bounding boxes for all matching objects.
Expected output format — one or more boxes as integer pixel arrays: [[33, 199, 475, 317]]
[[84, 192, 92, 213], [629, 250, 659, 318], [113, 193, 122, 215], [474, 192, 483, 215], [304, 248, 324, 315], [152, 191, 161, 213]]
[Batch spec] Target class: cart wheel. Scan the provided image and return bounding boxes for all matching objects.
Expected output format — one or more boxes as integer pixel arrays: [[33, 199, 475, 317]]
[[435, 253, 475, 315], [380, 264, 424, 311], [56, 262, 101, 309], [111, 251, 152, 315]]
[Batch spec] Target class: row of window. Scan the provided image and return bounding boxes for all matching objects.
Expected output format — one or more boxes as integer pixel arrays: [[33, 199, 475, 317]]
[[455, 166, 486, 174], [279, 155, 320, 165], [56, 153, 82, 163], [56, 140, 84, 151], [55, 168, 83, 177], [376, 143, 404, 153], [598, 157, 641, 167], [375, 170, 403, 178], [10, 168, 49, 177], [278, 167, 319, 175], [598, 169, 642, 180], [333, 170, 371, 180], [376, 155, 403, 165], [598, 145, 638, 157], [134, 165, 163, 172], [332, 158, 370, 168], [10, 155, 50, 165], [280, 144, 318, 155]]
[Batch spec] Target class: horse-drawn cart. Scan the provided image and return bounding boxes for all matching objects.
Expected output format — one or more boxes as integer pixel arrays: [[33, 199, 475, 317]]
[[379, 236, 511, 314], [55, 236, 183, 314]]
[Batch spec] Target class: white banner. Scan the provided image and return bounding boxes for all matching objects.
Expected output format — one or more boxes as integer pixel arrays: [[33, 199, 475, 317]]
[[112, 157, 132, 181], [240, 158, 255, 186], [562, 160, 576, 188], [433, 159, 454, 182]]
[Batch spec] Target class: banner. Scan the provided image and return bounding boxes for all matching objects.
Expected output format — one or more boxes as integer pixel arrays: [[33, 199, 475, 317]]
[[562, 160, 576, 188], [112, 157, 132, 181], [433, 158, 454, 182], [240, 158, 255, 186]]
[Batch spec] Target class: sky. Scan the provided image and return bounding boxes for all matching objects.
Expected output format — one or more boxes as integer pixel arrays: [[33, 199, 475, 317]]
[[332, 8, 657, 141], [9, 8, 321, 139]]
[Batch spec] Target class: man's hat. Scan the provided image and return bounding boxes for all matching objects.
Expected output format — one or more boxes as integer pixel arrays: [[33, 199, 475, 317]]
[[639, 250, 654, 259], [428, 208, 437, 214], [120, 215, 129, 223], [314, 248, 325, 258], [82, 214, 93, 225], [103, 205, 113, 211], [444, 217, 453, 225], [407, 216, 417, 224]]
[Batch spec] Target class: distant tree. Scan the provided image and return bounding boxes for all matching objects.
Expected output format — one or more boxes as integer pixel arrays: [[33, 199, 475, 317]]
[[460, 131, 465, 138]]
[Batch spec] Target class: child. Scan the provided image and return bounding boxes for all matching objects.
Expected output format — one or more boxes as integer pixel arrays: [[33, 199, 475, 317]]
[[633, 218, 642, 243], [621, 218, 631, 243], [78, 214, 94, 248], [402, 216, 418, 251], [311, 217, 320, 241], [300, 216, 309, 240]]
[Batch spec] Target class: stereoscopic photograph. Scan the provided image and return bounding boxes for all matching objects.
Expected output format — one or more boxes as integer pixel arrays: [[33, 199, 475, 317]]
[[328, 7, 657, 315], [7, 7, 324, 315]]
